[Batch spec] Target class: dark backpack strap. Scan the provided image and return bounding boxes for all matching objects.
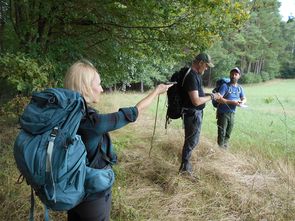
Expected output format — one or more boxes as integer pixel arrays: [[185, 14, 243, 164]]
[[89, 135, 115, 169], [237, 84, 242, 94], [30, 188, 35, 221], [101, 133, 116, 165], [82, 97, 92, 123], [29, 188, 50, 221]]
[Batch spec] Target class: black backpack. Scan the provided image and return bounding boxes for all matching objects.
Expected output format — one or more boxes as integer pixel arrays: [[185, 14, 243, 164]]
[[166, 67, 191, 126]]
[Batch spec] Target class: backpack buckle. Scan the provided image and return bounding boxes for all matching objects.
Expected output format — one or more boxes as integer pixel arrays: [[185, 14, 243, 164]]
[[50, 127, 58, 137]]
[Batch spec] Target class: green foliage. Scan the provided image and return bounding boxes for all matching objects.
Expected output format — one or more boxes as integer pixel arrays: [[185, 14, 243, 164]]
[[281, 64, 295, 78], [263, 96, 275, 104], [279, 14, 295, 78], [260, 71, 270, 81], [207, 41, 237, 85], [2, 0, 250, 89], [0, 53, 54, 94], [0, 95, 30, 117], [206, 0, 292, 84], [3, 0, 294, 89], [239, 72, 262, 84]]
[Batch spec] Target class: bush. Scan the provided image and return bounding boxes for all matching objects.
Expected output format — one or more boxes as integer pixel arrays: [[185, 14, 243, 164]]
[[260, 71, 270, 82], [240, 72, 262, 84], [0, 95, 30, 117], [0, 53, 55, 95], [281, 64, 295, 78]]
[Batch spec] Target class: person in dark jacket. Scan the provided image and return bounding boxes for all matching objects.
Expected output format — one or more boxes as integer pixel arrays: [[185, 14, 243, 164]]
[[64, 59, 172, 221]]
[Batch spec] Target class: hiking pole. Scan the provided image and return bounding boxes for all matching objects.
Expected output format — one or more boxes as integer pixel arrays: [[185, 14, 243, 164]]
[[149, 94, 160, 157]]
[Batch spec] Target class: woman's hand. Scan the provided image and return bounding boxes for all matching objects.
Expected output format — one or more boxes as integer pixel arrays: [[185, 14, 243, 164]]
[[135, 83, 174, 115], [155, 83, 174, 95]]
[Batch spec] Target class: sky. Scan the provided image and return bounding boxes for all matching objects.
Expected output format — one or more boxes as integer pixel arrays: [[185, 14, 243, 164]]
[[279, 0, 295, 21]]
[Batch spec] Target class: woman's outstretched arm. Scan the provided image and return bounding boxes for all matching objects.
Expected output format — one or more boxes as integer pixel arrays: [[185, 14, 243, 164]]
[[136, 84, 172, 116]]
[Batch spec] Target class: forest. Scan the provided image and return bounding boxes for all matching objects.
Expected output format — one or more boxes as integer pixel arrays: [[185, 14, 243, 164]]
[[0, 0, 294, 99]]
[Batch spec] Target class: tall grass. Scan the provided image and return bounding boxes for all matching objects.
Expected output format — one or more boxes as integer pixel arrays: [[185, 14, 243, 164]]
[[107, 79, 295, 220]]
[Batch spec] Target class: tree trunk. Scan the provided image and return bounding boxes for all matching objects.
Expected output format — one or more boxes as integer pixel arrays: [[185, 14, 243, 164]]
[[259, 58, 264, 73], [9, 0, 55, 52], [247, 61, 252, 73], [140, 80, 144, 93], [0, 1, 5, 52]]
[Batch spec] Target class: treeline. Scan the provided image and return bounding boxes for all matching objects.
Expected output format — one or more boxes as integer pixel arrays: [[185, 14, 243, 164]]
[[207, 0, 295, 85], [0, 0, 294, 98]]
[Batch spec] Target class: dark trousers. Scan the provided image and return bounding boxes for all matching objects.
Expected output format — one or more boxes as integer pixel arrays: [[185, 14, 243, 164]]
[[180, 109, 203, 172], [67, 189, 112, 221], [217, 112, 235, 147]]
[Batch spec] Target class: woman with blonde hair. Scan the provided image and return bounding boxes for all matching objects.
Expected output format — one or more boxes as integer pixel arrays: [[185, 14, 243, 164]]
[[64, 59, 172, 221]]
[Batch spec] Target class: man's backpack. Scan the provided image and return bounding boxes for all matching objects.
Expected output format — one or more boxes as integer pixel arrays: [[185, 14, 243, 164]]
[[211, 77, 230, 108], [166, 67, 191, 120], [14, 88, 115, 220]]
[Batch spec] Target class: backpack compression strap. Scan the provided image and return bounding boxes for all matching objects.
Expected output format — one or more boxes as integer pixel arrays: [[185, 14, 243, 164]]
[[45, 126, 59, 203], [223, 83, 242, 99], [29, 188, 50, 221]]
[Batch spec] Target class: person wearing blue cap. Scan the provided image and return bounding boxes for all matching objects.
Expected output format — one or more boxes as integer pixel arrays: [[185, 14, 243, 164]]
[[216, 67, 247, 148]]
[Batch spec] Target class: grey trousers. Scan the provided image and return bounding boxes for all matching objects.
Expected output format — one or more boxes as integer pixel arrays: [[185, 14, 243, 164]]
[[180, 109, 203, 172]]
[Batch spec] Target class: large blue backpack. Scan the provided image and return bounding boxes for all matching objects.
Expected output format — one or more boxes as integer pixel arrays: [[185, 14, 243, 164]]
[[211, 77, 242, 108], [212, 77, 230, 108], [14, 88, 115, 220]]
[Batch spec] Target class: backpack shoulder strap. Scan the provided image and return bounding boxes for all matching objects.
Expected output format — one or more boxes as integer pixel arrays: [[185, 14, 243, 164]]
[[181, 67, 191, 87], [237, 84, 242, 94], [223, 83, 231, 98]]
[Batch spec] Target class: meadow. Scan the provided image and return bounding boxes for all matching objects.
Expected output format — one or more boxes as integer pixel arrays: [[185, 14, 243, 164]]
[[0, 79, 294, 220], [148, 79, 295, 160]]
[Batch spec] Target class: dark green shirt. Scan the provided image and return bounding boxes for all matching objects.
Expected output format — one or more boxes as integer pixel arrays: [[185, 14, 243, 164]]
[[78, 106, 138, 169]]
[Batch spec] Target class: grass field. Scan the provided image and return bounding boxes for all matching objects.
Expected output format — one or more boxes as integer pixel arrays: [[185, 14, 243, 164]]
[[0, 79, 294, 220]]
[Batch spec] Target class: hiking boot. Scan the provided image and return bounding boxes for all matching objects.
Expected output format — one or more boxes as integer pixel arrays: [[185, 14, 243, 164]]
[[179, 170, 199, 182], [218, 143, 228, 149], [179, 161, 192, 174]]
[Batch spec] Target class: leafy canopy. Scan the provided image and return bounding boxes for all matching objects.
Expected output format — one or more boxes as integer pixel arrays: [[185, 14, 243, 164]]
[[6, 0, 249, 89]]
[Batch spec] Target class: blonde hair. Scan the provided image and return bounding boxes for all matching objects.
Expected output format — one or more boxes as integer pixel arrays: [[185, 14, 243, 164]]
[[64, 60, 99, 103]]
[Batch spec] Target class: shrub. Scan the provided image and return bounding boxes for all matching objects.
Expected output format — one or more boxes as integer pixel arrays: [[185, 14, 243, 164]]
[[0, 53, 54, 95], [260, 71, 270, 82], [0, 95, 30, 117], [240, 72, 262, 84]]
